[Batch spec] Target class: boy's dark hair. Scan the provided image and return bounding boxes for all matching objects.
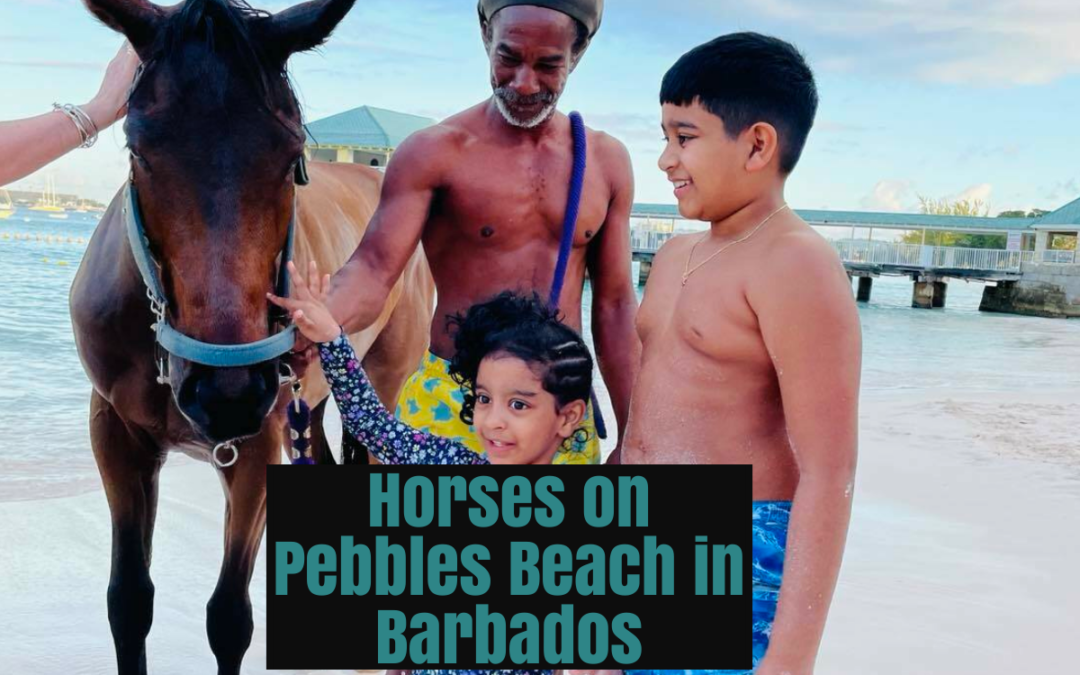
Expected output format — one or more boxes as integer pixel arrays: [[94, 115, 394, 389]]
[[448, 291, 593, 426], [661, 32, 818, 174]]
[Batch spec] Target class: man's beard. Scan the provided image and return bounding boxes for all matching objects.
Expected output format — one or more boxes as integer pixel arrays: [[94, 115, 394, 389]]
[[493, 87, 558, 129]]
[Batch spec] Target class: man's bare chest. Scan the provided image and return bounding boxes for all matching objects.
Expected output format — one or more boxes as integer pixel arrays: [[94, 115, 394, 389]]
[[431, 161, 609, 249]]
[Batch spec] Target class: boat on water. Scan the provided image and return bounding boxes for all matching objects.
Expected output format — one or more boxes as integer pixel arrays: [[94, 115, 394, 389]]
[[0, 190, 13, 219], [29, 177, 68, 218]]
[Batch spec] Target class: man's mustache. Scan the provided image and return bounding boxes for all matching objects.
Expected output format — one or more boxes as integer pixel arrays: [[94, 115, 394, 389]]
[[494, 87, 556, 107]]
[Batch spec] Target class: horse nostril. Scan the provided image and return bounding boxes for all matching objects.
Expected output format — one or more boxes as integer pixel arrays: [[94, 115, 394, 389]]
[[183, 365, 278, 442]]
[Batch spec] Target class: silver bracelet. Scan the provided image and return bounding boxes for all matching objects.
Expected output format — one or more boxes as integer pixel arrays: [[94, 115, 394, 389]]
[[52, 103, 99, 149]]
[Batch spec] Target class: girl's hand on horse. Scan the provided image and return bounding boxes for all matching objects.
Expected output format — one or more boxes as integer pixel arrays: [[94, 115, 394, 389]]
[[267, 261, 340, 344]]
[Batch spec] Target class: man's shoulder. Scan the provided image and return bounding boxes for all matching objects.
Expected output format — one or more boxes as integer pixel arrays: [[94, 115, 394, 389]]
[[585, 126, 631, 167], [396, 121, 469, 159]]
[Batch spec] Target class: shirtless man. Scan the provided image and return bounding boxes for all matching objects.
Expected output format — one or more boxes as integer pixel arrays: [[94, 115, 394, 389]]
[[622, 35, 862, 674], [323, 0, 639, 464]]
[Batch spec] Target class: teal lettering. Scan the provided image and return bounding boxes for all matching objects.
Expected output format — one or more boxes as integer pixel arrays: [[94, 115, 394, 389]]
[[476, 604, 506, 664], [461, 544, 491, 595], [377, 610, 406, 663], [575, 544, 605, 596], [503, 476, 532, 527], [469, 476, 499, 527], [307, 544, 337, 596], [542, 544, 573, 595], [618, 476, 649, 526], [611, 613, 642, 664], [340, 536, 371, 596], [644, 536, 674, 595], [409, 613, 439, 664], [274, 542, 304, 595], [578, 613, 609, 664], [404, 476, 434, 527], [583, 476, 614, 527], [375, 536, 406, 595], [511, 542, 539, 595], [428, 544, 457, 595], [509, 612, 540, 664], [370, 473, 399, 527], [437, 476, 467, 527], [534, 476, 565, 527], [610, 544, 640, 595]]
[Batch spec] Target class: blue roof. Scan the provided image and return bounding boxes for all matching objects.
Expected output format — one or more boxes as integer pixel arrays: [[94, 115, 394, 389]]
[[1033, 196, 1080, 227], [630, 203, 1038, 233], [304, 105, 434, 149]]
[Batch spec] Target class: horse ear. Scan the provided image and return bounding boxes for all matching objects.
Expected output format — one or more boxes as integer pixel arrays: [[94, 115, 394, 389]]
[[82, 0, 163, 55], [261, 0, 357, 59]]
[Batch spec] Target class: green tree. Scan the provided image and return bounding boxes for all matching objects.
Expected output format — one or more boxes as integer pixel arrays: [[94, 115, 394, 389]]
[[898, 195, 1004, 248], [1049, 234, 1078, 251], [998, 208, 1050, 218]]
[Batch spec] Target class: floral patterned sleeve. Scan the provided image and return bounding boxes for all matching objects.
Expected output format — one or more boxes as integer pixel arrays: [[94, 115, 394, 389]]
[[317, 333, 489, 466]]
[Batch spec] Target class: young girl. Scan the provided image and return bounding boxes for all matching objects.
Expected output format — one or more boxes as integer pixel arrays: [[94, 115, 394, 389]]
[[268, 261, 595, 467]]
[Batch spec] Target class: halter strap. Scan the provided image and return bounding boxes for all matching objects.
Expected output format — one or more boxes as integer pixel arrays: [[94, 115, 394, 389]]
[[123, 182, 298, 368]]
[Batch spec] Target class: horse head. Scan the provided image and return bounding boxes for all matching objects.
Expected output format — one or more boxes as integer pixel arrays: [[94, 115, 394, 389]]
[[83, 0, 355, 443]]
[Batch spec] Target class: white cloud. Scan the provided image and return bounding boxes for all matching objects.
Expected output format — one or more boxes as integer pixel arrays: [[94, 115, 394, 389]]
[[951, 183, 994, 206], [860, 179, 914, 212], [634, 0, 1080, 86]]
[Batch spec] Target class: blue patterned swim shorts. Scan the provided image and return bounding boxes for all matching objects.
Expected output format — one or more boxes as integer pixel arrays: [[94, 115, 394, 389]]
[[626, 500, 791, 675]]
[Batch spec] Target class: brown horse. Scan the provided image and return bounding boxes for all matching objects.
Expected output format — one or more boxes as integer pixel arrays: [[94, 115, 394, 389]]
[[70, 0, 433, 672]]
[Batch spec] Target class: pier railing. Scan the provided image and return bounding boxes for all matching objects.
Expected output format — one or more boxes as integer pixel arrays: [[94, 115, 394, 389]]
[[630, 227, 1077, 272], [830, 241, 1033, 273], [1040, 249, 1077, 264]]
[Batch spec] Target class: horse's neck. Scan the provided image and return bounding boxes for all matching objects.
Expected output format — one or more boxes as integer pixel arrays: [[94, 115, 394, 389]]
[[292, 163, 380, 276]]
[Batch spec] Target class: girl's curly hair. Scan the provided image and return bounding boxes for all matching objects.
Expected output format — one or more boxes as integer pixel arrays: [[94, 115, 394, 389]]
[[447, 291, 593, 426]]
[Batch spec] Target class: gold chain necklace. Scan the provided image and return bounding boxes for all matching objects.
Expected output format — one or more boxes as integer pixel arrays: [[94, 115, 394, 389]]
[[681, 203, 790, 286]]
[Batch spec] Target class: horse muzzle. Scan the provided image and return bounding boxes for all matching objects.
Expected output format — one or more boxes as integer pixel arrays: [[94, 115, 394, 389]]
[[175, 361, 280, 443]]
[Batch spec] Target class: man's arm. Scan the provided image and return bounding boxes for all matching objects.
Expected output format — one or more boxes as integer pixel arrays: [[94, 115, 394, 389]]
[[750, 231, 861, 674], [586, 136, 641, 464], [325, 128, 445, 334]]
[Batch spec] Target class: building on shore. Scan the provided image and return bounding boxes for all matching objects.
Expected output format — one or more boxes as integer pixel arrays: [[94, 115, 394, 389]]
[[303, 105, 435, 169]]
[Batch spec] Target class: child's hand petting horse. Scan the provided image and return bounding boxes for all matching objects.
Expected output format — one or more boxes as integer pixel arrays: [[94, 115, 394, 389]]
[[267, 261, 341, 344]]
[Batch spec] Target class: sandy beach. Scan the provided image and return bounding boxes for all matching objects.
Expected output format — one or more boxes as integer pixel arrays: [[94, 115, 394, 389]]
[[2, 384, 1078, 673]]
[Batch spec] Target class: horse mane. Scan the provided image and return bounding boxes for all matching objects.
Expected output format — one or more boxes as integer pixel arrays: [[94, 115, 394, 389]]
[[142, 0, 289, 118]]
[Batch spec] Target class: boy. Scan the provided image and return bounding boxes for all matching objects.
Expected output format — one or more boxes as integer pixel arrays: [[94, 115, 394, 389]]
[[622, 33, 862, 674]]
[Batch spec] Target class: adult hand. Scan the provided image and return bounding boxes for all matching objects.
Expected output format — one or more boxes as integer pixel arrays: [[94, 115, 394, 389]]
[[268, 261, 340, 344], [82, 41, 141, 132]]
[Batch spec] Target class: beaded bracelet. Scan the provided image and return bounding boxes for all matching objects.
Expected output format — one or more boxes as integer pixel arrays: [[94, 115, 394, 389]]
[[52, 103, 100, 149]]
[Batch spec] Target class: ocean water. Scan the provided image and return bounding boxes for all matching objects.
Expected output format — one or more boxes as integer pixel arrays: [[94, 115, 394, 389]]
[[2, 209, 1079, 501]]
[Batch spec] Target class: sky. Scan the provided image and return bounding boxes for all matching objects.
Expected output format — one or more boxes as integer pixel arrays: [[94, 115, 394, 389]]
[[1, 0, 1078, 214]]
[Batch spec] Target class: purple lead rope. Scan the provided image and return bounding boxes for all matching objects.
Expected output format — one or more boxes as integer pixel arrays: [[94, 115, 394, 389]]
[[551, 112, 607, 441]]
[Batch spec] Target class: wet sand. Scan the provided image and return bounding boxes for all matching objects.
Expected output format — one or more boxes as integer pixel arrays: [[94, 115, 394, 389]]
[[2, 388, 1078, 673]]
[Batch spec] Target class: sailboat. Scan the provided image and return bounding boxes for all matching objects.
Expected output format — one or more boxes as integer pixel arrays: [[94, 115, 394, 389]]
[[0, 190, 13, 219], [29, 176, 68, 219]]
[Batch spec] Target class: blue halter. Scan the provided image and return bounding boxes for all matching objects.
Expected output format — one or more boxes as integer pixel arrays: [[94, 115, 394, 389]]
[[123, 182, 298, 371]]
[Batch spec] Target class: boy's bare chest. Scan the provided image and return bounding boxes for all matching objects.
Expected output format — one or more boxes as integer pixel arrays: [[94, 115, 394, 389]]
[[638, 257, 768, 365]]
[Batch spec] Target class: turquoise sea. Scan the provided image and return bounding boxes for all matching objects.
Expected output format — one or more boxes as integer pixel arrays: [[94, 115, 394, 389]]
[[3, 208, 1079, 500]]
